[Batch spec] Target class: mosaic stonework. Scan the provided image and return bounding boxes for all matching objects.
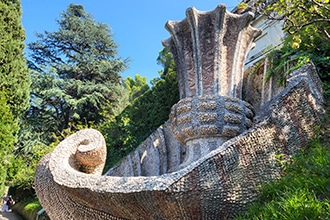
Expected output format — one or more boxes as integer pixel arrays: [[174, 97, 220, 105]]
[[164, 5, 261, 166], [170, 96, 254, 144], [35, 4, 323, 220]]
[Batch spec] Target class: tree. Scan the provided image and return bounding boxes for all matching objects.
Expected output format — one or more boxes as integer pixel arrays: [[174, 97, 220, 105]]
[[254, 0, 330, 95], [123, 74, 149, 102], [0, 0, 30, 120], [254, 0, 330, 52], [257, 0, 330, 41], [27, 4, 128, 142], [0, 0, 30, 195], [156, 48, 175, 77], [99, 48, 179, 170], [0, 91, 18, 195]]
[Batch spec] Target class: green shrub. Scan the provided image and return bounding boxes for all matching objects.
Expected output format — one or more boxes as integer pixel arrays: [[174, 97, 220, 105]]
[[99, 69, 179, 170], [13, 197, 42, 220], [0, 90, 18, 195]]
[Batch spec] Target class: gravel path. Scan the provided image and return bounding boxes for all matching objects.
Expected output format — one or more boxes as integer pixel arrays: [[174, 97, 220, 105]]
[[0, 211, 23, 220]]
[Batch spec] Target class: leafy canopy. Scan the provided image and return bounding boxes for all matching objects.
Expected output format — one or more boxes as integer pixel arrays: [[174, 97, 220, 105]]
[[123, 74, 149, 102], [259, 0, 330, 42], [254, 0, 330, 95], [0, 91, 18, 194], [100, 48, 179, 170]]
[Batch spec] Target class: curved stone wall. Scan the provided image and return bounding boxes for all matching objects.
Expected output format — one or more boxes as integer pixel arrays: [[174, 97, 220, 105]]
[[35, 63, 323, 219]]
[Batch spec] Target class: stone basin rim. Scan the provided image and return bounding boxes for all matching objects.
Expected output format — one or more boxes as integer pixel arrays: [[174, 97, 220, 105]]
[[49, 128, 240, 193], [49, 64, 320, 194]]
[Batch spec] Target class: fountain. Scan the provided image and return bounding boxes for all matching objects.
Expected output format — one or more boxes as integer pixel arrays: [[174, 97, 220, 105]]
[[35, 5, 323, 219]]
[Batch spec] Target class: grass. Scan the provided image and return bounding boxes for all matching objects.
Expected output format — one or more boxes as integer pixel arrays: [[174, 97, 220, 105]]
[[234, 135, 330, 220]]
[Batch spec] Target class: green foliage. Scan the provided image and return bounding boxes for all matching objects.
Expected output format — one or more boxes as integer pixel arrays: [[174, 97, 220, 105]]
[[264, 34, 330, 93], [0, 0, 31, 120], [264, 47, 311, 86], [156, 47, 175, 78], [254, 0, 330, 95], [261, 0, 330, 41], [8, 144, 53, 189], [0, 0, 30, 196], [234, 136, 330, 220], [0, 91, 17, 160], [11, 2, 129, 192], [0, 91, 18, 195], [237, 2, 249, 10], [26, 3, 128, 144], [99, 49, 179, 170], [123, 74, 149, 102], [236, 4, 330, 217], [131, 69, 179, 140], [13, 197, 43, 220]]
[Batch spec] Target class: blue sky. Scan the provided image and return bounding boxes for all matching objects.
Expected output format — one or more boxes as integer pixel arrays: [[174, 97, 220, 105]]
[[21, 0, 238, 83]]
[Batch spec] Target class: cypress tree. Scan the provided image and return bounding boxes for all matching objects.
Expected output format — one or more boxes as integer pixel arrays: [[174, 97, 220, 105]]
[[0, 0, 30, 194], [0, 0, 31, 120], [0, 91, 17, 194]]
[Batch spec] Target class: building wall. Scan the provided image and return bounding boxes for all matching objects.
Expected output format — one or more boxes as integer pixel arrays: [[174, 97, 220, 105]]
[[245, 15, 285, 68]]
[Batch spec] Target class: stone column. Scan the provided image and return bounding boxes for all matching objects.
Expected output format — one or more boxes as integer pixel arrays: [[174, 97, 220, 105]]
[[163, 5, 262, 167]]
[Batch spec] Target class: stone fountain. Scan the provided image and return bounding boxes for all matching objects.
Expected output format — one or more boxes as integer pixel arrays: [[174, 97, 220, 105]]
[[35, 5, 323, 219]]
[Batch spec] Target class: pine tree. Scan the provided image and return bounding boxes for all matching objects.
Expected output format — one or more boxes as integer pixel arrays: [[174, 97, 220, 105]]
[[27, 4, 128, 141]]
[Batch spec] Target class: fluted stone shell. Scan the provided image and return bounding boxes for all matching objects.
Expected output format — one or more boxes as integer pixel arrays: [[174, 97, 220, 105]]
[[163, 4, 262, 99]]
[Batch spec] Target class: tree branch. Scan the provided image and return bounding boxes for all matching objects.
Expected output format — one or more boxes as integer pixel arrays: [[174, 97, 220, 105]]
[[318, 26, 330, 41], [286, 18, 330, 35], [310, 0, 330, 13]]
